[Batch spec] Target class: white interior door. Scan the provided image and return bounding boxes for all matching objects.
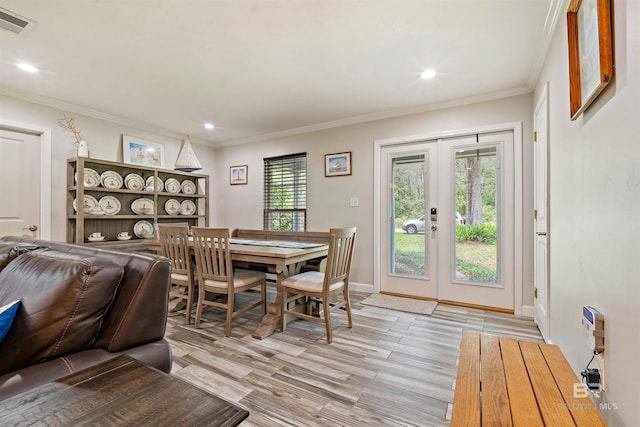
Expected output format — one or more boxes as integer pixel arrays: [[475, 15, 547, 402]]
[[0, 128, 42, 238], [379, 131, 515, 311], [534, 87, 550, 341]]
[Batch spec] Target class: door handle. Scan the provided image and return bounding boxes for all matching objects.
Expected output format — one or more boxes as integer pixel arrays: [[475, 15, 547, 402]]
[[431, 225, 438, 232], [536, 232, 547, 236], [22, 225, 38, 232]]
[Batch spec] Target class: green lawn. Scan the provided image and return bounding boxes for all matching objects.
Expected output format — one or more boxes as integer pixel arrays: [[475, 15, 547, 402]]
[[393, 232, 497, 282]]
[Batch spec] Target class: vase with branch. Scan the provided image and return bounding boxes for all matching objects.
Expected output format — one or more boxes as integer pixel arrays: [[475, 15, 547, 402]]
[[58, 113, 89, 157]]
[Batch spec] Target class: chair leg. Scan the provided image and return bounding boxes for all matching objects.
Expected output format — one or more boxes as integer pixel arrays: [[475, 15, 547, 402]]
[[225, 292, 234, 337], [344, 288, 352, 328], [280, 288, 287, 332], [323, 297, 332, 344], [261, 280, 267, 316], [195, 284, 205, 329], [185, 284, 193, 324]]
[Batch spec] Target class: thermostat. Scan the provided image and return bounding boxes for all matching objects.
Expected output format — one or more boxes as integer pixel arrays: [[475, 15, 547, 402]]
[[582, 306, 604, 353]]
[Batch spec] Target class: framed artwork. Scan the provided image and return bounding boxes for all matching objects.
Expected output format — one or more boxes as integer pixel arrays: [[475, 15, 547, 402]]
[[567, 0, 614, 120], [324, 152, 352, 177], [122, 135, 165, 168], [230, 165, 248, 185]]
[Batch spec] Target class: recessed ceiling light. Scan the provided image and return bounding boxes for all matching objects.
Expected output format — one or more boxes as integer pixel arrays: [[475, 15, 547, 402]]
[[17, 63, 38, 73], [204, 123, 215, 130], [421, 69, 436, 79]]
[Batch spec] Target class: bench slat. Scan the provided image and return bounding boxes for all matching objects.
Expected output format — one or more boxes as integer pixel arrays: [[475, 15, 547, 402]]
[[450, 330, 481, 427], [519, 341, 577, 426], [500, 337, 544, 427], [481, 334, 513, 426], [539, 344, 607, 427]]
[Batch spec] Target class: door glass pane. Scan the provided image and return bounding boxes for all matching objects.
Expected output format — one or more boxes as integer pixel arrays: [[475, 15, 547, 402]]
[[391, 154, 426, 277], [454, 147, 498, 284]]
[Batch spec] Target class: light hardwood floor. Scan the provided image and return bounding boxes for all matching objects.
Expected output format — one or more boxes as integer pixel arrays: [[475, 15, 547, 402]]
[[165, 291, 543, 426]]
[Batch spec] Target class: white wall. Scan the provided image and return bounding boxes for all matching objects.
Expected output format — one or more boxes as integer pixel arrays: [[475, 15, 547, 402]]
[[216, 94, 534, 306], [0, 95, 218, 242], [533, 0, 640, 424]]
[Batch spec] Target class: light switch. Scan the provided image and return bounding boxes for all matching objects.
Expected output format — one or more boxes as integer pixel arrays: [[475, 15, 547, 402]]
[[349, 197, 359, 207]]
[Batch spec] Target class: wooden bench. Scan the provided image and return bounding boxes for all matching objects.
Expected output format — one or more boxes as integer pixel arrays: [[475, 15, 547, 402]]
[[451, 330, 607, 427]]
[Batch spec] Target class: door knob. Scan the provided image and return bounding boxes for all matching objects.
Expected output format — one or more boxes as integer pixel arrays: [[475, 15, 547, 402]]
[[431, 225, 437, 232], [22, 225, 38, 232]]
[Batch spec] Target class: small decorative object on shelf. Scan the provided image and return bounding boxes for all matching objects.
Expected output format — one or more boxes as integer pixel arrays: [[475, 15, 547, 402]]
[[174, 136, 202, 172], [58, 113, 89, 157]]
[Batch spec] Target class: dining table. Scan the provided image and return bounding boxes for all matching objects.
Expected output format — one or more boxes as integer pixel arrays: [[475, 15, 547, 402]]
[[147, 237, 329, 339]]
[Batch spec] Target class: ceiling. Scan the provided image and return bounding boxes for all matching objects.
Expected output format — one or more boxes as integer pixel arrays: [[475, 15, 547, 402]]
[[0, 1, 561, 147]]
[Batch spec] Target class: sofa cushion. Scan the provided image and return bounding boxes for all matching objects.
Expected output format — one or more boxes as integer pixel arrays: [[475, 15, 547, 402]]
[[0, 243, 39, 273], [0, 249, 124, 375]]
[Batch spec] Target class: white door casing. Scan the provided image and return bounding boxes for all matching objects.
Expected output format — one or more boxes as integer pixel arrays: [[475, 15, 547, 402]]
[[0, 120, 51, 240], [533, 84, 550, 341]]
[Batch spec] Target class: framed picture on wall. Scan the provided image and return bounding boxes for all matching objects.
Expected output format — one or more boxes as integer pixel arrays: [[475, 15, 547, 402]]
[[567, 0, 614, 120], [324, 152, 352, 177], [122, 135, 165, 168], [230, 165, 248, 185]]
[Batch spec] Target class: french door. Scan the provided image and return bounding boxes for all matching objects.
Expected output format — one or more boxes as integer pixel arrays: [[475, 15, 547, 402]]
[[379, 131, 515, 310]]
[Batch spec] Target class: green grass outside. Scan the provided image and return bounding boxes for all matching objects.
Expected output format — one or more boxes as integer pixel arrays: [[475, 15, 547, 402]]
[[393, 232, 497, 282]]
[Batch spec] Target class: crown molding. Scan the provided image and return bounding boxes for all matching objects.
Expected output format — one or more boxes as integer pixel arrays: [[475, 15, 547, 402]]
[[526, 0, 567, 88], [219, 86, 532, 147]]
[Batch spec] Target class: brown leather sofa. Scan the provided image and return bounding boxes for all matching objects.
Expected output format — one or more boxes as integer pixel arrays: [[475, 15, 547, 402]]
[[0, 237, 172, 400]]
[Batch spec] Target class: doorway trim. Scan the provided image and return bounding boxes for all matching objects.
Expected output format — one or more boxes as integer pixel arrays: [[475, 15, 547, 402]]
[[0, 118, 52, 240], [373, 121, 524, 314]]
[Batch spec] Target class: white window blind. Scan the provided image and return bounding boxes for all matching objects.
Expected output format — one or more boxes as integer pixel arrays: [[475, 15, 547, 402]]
[[263, 152, 307, 231]]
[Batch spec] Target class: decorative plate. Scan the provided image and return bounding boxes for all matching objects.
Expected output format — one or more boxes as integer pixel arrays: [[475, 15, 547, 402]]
[[181, 180, 196, 195], [124, 173, 145, 191], [164, 178, 181, 194], [131, 198, 154, 215], [100, 170, 123, 189], [133, 220, 155, 238], [98, 195, 121, 215], [145, 176, 164, 192], [75, 168, 101, 188], [164, 199, 181, 215], [73, 195, 98, 212], [180, 199, 196, 216]]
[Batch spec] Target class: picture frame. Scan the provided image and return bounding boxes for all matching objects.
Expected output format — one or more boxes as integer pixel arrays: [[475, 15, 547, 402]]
[[324, 152, 352, 177], [230, 165, 248, 185], [567, 0, 614, 120], [122, 135, 165, 168]]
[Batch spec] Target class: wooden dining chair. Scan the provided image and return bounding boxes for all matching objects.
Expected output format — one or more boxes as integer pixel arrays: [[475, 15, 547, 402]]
[[280, 226, 356, 343], [157, 223, 196, 324], [191, 227, 267, 336]]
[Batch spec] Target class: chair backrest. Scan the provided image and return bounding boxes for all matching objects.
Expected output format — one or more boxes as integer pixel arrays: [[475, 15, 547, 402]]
[[191, 227, 232, 284], [324, 227, 356, 288], [157, 223, 192, 276]]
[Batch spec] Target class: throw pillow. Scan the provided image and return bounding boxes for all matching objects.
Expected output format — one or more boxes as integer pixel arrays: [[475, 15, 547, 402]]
[[0, 300, 20, 344]]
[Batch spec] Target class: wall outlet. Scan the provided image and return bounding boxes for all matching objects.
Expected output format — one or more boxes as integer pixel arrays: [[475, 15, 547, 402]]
[[349, 196, 359, 207]]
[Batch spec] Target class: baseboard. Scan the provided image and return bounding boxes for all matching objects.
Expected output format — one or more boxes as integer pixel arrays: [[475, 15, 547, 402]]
[[350, 282, 374, 293], [521, 305, 534, 318]]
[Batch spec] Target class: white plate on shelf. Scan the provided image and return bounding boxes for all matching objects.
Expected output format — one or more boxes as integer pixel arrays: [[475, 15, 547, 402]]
[[133, 220, 155, 238], [124, 173, 145, 191], [73, 195, 99, 212], [164, 178, 181, 194], [180, 199, 196, 215], [75, 168, 101, 188], [98, 195, 121, 215], [87, 236, 106, 242], [131, 198, 154, 215], [100, 170, 123, 189], [181, 180, 196, 195], [164, 199, 181, 215], [145, 176, 164, 192]]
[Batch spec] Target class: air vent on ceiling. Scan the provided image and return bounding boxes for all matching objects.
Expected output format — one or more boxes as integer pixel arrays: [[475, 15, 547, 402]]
[[0, 8, 31, 34]]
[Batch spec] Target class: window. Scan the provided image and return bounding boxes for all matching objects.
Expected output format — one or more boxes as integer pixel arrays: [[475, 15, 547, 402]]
[[263, 153, 307, 231]]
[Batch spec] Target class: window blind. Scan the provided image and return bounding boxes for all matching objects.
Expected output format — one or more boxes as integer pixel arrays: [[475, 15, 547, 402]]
[[263, 153, 307, 231]]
